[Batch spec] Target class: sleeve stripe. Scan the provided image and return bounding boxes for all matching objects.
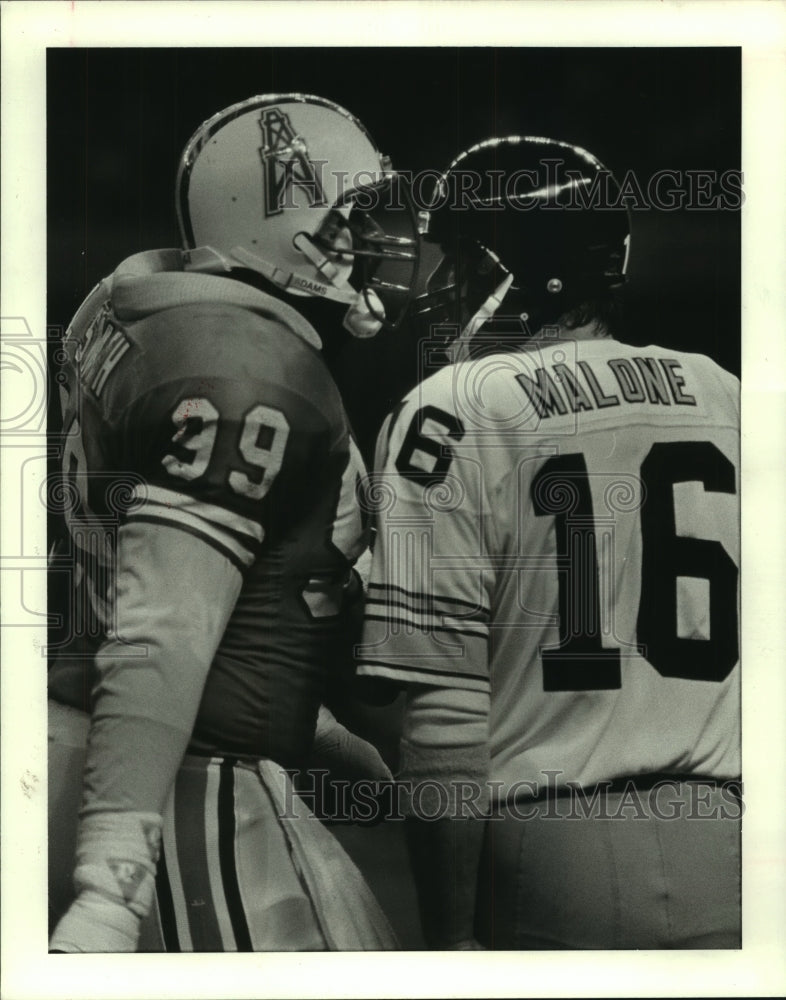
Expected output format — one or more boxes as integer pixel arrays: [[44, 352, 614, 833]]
[[365, 594, 490, 624], [142, 499, 259, 553], [363, 614, 489, 641], [127, 502, 256, 567], [124, 514, 251, 572], [357, 660, 490, 690], [368, 582, 489, 616], [358, 658, 488, 680], [134, 485, 264, 543]]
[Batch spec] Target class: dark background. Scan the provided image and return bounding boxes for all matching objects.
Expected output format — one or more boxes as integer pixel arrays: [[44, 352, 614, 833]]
[[46, 47, 741, 949], [48, 46, 741, 460]]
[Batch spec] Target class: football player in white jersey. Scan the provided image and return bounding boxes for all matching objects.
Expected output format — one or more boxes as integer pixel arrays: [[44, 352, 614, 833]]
[[358, 136, 741, 949], [47, 94, 419, 952]]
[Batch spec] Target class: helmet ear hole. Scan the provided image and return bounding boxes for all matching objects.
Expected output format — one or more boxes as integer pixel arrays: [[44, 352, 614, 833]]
[[314, 212, 353, 255], [312, 217, 354, 287]]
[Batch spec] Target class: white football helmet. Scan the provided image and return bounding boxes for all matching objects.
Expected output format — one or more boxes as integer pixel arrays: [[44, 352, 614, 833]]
[[177, 93, 419, 337]]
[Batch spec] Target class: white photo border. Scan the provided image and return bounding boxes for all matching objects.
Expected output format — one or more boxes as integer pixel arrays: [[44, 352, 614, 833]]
[[2, 2, 784, 997]]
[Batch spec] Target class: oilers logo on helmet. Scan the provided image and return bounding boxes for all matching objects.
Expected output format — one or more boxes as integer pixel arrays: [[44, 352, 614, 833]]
[[177, 93, 420, 336], [258, 108, 327, 217]]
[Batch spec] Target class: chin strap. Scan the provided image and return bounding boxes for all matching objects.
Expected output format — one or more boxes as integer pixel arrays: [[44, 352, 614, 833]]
[[196, 237, 386, 339], [293, 234, 384, 338], [341, 290, 384, 338], [448, 272, 515, 363]]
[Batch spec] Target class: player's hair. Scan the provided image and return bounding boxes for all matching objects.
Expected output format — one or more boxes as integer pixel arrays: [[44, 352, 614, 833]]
[[558, 286, 625, 338]]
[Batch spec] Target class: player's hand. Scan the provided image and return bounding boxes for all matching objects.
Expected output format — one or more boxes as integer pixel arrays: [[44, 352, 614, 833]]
[[49, 891, 142, 952], [311, 705, 393, 783], [49, 810, 161, 953]]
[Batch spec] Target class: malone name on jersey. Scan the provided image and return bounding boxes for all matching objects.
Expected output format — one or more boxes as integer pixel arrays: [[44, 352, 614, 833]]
[[515, 354, 697, 420]]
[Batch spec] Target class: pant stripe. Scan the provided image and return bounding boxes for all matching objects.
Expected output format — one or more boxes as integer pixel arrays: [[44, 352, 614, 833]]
[[202, 759, 237, 949], [160, 784, 194, 950], [218, 759, 254, 952], [155, 845, 181, 951], [177, 757, 226, 950]]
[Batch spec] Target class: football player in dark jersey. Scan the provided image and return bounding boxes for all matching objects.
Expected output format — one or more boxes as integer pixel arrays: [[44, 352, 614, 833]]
[[48, 94, 418, 951]]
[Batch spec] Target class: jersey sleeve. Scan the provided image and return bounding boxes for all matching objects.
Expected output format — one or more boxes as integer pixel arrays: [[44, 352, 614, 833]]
[[102, 302, 352, 577], [357, 388, 495, 693], [83, 518, 243, 816]]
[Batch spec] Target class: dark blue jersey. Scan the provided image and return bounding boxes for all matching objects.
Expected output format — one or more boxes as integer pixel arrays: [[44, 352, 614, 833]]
[[49, 251, 367, 766]]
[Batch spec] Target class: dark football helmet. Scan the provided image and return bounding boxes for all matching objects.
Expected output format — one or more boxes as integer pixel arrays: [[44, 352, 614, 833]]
[[415, 135, 630, 358]]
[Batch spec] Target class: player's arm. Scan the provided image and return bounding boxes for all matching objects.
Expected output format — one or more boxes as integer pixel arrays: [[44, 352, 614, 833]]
[[50, 518, 242, 952], [310, 703, 393, 784], [357, 390, 496, 948], [400, 684, 490, 949], [51, 357, 294, 952]]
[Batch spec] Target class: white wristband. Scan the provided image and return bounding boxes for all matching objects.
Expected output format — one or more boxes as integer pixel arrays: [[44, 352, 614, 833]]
[[50, 811, 163, 953], [50, 890, 142, 953], [74, 810, 162, 917]]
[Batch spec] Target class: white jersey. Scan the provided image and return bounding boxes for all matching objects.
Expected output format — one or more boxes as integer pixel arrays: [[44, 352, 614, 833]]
[[358, 337, 740, 794]]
